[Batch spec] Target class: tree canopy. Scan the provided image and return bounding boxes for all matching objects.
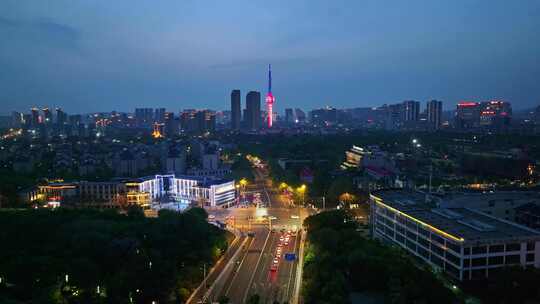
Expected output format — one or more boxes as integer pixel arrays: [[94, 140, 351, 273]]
[[302, 210, 456, 304], [0, 207, 229, 304]]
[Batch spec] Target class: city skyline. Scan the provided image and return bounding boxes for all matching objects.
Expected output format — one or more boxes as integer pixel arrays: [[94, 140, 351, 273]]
[[2, 1, 540, 113]]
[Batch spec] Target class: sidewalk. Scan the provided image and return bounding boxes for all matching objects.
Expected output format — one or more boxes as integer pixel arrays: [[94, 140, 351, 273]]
[[186, 229, 245, 304]]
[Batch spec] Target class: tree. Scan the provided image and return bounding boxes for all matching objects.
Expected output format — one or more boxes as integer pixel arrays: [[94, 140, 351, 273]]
[[326, 176, 355, 207], [246, 294, 260, 304]]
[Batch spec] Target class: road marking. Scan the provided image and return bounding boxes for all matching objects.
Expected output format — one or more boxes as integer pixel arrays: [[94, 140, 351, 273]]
[[186, 233, 242, 304], [242, 229, 272, 304], [224, 237, 253, 297], [285, 229, 300, 300]]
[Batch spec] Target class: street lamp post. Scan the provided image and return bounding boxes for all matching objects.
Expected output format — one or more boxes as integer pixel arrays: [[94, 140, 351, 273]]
[[296, 184, 306, 206]]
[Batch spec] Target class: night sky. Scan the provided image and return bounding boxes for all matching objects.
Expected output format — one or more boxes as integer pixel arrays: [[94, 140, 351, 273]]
[[1, 0, 540, 113]]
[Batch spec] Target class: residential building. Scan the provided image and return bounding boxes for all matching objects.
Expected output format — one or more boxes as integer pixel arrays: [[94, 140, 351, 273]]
[[245, 91, 261, 130], [231, 89, 241, 130], [427, 100, 443, 130], [135, 108, 154, 128], [403, 100, 420, 122], [285, 108, 294, 124], [455, 102, 481, 130]]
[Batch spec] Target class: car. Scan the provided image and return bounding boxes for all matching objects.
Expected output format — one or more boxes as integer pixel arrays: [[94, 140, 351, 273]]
[[290, 215, 299, 219], [270, 264, 278, 272], [279, 236, 284, 242], [273, 258, 279, 264]]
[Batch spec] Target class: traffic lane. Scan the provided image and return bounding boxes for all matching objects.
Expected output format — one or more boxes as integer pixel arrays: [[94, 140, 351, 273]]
[[284, 230, 303, 303], [219, 237, 254, 299], [224, 228, 269, 303], [274, 231, 298, 303], [248, 231, 279, 303], [187, 234, 246, 304], [253, 230, 296, 303]]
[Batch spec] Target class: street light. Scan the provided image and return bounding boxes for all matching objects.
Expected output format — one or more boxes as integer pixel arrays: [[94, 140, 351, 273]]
[[297, 184, 306, 205], [238, 178, 248, 205], [240, 178, 248, 186]]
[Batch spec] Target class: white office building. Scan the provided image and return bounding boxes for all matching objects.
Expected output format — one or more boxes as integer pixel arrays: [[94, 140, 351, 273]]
[[136, 174, 236, 208], [370, 190, 540, 281]]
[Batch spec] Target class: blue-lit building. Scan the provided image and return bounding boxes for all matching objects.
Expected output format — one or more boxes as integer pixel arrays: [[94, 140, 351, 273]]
[[131, 174, 236, 208]]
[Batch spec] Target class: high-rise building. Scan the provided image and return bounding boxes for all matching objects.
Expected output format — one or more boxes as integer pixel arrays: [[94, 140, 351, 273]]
[[479, 101, 512, 130], [11, 111, 23, 128], [69, 115, 82, 126], [196, 110, 216, 133], [265, 65, 275, 128], [231, 89, 241, 130], [310, 107, 338, 126], [164, 112, 179, 135], [455, 101, 481, 130], [56, 108, 67, 126], [42, 108, 53, 124], [295, 108, 306, 123], [135, 108, 154, 128], [180, 110, 197, 133], [30, 107, 40, 127], [403, 100, 420, 121], [155, 108, 166, 123], [285, 108, 294, 124], [180, 110, 215, 133], [384, 103, 404, 130], [245, 91, 261, 130], [427, 100, 443, 130]]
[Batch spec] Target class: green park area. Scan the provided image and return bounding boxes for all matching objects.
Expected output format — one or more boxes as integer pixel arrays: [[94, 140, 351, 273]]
[[0, 207, 230, 304]]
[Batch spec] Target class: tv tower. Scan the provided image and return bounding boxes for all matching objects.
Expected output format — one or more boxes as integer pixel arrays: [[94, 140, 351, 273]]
[[265, 64, 275, 128]]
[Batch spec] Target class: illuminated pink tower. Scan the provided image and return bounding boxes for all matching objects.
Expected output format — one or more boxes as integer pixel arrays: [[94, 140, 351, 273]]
[[265, 64, 275, 128]]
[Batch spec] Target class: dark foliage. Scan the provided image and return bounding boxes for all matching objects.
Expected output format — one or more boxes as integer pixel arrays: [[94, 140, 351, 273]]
[[0, 207, 228, 303], [302, 210, 456, 304]]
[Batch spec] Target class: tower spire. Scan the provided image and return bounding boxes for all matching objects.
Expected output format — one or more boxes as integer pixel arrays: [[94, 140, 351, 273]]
[[268, 64, 272, 94], [266, 64, 274, 128]]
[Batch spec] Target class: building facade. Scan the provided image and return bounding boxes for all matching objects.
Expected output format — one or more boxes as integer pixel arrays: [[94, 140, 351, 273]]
[[427, 100, 442, 130], [21, 175, 236, 209], [245, 91, 261, 130], [403, 100, 420, 122], [370, 190, 540, 281], [231, 89, 241, 130]]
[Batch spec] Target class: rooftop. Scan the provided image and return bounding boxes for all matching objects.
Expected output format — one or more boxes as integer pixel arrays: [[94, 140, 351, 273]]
[[371, 190, 540, 244]]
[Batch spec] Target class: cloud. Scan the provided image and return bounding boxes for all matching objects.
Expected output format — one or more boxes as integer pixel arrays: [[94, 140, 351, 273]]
[[0, 16, 81, 51]]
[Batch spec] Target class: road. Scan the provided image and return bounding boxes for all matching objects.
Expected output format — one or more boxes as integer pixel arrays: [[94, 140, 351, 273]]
[[186, 233, 246, 304], [202, 162, 311, 303]]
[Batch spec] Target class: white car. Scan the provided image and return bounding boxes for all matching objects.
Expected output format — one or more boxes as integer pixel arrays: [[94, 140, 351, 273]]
[[290, 215, 300, 219]]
